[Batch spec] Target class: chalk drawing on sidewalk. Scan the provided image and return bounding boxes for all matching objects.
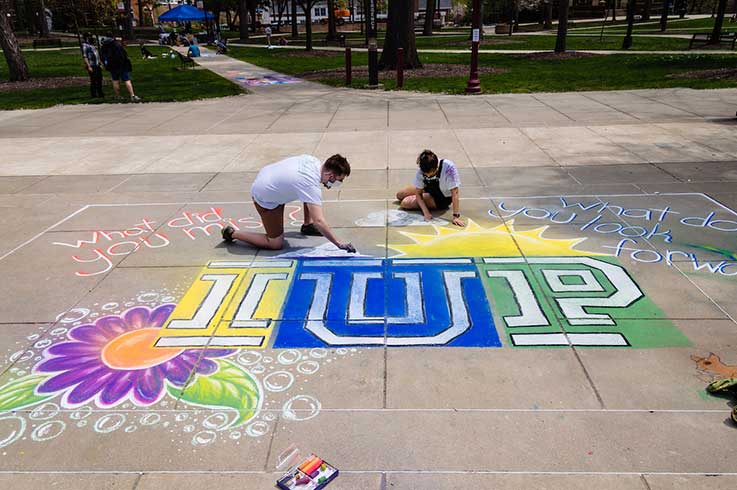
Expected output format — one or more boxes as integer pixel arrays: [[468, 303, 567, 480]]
[[224, 70, 302, 86]]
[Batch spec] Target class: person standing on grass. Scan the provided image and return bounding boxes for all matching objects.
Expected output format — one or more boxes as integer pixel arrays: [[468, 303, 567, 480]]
[[81, 34, 104, 99], [222, 154, 356, 253], [395, 149, 466, 227], [265, 25, 273, 48], [99, 34, 141, 103]]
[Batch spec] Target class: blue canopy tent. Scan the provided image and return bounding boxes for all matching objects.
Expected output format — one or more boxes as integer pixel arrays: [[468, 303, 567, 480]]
[[158, 4, 214, 22]]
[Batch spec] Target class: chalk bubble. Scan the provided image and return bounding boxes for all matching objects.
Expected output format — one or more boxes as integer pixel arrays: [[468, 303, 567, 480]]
[[101, 302, 119, 311], [262, 412, 276, 422], [29, 402, 60, 421], [0, 414, 26, 449], [9, 350, 34, 363], [94, 413, 126, 434], [50, 327, 68, 336], [183, 425, 195, 433], [237, 351, 262, 366], [26, 334, 40, 341], [229, 431, 242, 440], [277, 350, 301, 365], [250, 364, 266, 375], [264, 371, 294, 393], [245, 420, 269, 438], [57, 308, 90, 324], [309, 348, 328, 359], [202, 413, 230, 431], [137, 292, 160, 303], [31, 421, 65, 442], [175, 413, 189, 422], [139, 413, 161, 426], [76, 421, 87, 428], [70, 406, 92, 420], [282, 395, 321, 421], [124, 425, 137, 433], [192, 430, 217, 446], [336, 348, 348, 355], [161, 296, 176, 303], [297, 361, 320, 375], [33, 339, 52, 349]]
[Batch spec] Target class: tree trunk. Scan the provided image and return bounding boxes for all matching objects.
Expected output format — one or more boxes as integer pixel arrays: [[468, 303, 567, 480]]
[[659, 0, 668, 30], [305, 4, 313, 50], [249, 3, 257, 32], [622, 0, 635, 48], [0, 7, 30, 81], [122, 0, 133, 40], [554, 0, 569, 52], [291, 0, 299, 37], [39, 0, 50, 37], [708, 0, 728, 43], [611, 0, 616, 20], [642, 0, 651, 19], [327, 0, 337, 39], [543, 0, 553, 28], [423, 0, 436, 35], [239, 0, 249, 39], [379, 0, 421, 69], [138, 0, 145, 27]]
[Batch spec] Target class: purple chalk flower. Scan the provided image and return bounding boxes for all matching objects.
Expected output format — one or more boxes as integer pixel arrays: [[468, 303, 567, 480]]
[[35, 304, 233, 408]]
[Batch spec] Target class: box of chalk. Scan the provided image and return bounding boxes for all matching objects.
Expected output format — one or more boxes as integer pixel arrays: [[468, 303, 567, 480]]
[[276, 453, 339, 490]]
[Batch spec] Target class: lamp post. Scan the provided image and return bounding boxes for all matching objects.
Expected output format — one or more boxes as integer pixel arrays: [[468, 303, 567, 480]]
[[367, 0, 378, 87], [465, 0, 481, 93]]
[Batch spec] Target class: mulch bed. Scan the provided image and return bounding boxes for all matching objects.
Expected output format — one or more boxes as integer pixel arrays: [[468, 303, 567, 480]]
[[0, 76, 90, 92], [514, 51, 601, 61], [668, 68, 737, 80], [283, 49, 343, 57], [299, 63, 507, 81]]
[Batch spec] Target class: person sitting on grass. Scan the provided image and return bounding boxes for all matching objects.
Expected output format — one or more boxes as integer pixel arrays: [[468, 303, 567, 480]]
[[222, 154, 356, 253], [395, 149, 465, 227], [187, 42, 200, 58]]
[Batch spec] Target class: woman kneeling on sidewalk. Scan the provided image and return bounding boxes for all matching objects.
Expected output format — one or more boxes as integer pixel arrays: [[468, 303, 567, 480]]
[[222, 154, 356, 253], [396, 149, 465, 227]]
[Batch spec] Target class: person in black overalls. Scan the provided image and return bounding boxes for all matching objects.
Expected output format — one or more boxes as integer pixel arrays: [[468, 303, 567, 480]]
[[396, 149, 465, 227]]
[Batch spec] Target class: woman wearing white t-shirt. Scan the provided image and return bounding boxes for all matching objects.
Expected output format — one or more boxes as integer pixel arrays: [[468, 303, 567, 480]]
[[396, 150, 465, 227], [222, 154, 355, 252]]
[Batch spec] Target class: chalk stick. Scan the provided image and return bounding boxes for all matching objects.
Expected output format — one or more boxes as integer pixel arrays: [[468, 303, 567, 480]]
[[298, 456, 318, 472], [295, 476, 311, 485], [303, 458, 323, 475]]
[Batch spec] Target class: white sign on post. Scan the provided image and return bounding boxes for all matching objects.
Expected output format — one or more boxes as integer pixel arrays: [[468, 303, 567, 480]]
[[472, 28, 480, 42]]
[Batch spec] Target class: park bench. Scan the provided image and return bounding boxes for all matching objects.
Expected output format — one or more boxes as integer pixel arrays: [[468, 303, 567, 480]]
[[688, 32, 737, 50], [32, 38, 62, 49], [176, 51, 195, 69]]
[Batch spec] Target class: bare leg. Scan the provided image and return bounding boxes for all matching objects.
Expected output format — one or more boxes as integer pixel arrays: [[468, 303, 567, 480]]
[[124, 80, 135, 97], [396, 185, 418, 201], [399, 193, 438, 210], [112, 80, 121, 97], [231, 230, 284, 250]]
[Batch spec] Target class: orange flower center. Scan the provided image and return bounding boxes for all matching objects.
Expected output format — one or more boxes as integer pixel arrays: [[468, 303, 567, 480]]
[[101, 328, 184, 370]]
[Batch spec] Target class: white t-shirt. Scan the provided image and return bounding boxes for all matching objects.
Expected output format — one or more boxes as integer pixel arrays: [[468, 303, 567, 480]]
[[413, 159, 461, 198], [251, 154, 322, 209]]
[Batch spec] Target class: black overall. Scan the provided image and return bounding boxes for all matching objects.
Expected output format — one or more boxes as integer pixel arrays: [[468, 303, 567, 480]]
[[422, 159, 453, 210]]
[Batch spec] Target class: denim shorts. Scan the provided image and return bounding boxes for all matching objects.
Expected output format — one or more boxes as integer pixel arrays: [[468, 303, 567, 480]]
[[110, 70, 130, 82]]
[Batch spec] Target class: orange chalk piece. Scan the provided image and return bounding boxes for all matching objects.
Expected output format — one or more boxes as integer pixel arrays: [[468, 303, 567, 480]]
[[298, 456, 318, 472], [303, 458, 323, 475]]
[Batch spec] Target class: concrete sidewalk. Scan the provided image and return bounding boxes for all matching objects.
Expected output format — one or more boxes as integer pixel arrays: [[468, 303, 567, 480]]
[[0, 72, 736, 489]]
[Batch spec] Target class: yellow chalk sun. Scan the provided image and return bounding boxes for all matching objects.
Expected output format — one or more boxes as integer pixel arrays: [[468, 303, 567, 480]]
[[387, 219, 602, 258]]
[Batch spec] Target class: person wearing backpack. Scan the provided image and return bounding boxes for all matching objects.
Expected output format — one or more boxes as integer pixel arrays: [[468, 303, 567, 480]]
[[100, 34, 141, 103]]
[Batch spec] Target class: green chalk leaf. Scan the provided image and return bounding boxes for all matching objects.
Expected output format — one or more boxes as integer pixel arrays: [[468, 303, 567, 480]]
[[169, 359, 261, 428], [0, 374, 53, 412]]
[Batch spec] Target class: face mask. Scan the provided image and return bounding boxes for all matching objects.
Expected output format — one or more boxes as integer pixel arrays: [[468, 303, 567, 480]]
[[325, 179, 342, 190]]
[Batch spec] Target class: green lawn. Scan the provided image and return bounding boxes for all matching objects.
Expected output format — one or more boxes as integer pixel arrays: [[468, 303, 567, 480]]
[[236, 31, 695, 51], [229, 46, 737, 94], [0, 46, 243, 110], [571, 16, 734, 34]]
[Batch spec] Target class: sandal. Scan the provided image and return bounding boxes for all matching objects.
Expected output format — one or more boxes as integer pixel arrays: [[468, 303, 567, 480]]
[[300, 223, 322, 236], [221, 225, 235, 242]]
